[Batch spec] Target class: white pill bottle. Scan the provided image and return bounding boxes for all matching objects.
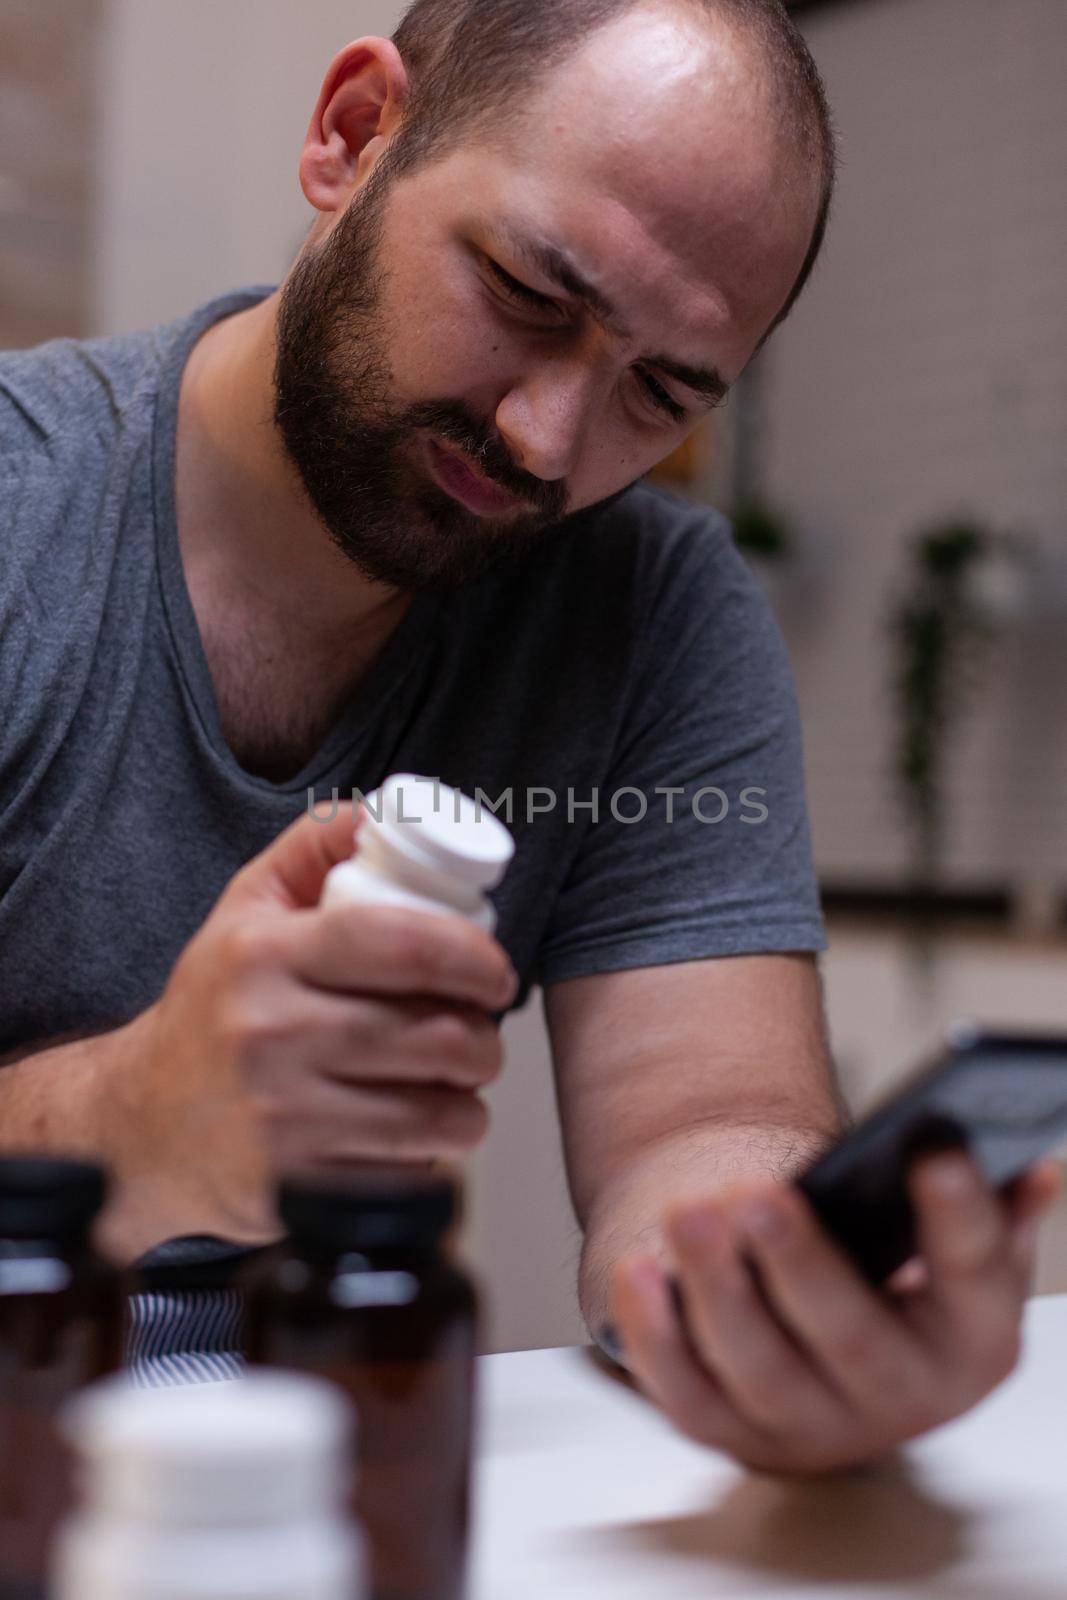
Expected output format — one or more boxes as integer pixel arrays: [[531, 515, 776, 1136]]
[[53, 1371, 366, 1600], [320, 773, 515, 930]]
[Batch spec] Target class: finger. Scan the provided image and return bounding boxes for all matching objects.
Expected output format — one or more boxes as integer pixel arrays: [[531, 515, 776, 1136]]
[[610, 1254, 759, 1461], [306, 994, 504, 1090], [1004, 1160, 1062, 1270], [729, 1185, 934, 1424], [267, 1079, 490, 1167], [288, 902, 518, 1012], [665, 1199, 850, 1438], [909, 1152, 1023, 1381], [886, 1256, 929, 1296], [1009, 1159, 1063, 1221], [230, 800, 361, 910]]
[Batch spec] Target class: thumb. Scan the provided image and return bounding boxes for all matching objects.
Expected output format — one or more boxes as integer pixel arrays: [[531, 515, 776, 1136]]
[[1008, 1159, 1063, 1266], [228, 799, 362, 911]]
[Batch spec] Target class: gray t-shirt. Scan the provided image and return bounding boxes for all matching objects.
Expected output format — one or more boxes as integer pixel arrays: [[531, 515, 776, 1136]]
[[0, 285, 824, 1059]]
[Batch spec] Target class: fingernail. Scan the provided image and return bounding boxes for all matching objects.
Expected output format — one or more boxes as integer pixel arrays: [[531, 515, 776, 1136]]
[[596, 1322, 625, 1364]]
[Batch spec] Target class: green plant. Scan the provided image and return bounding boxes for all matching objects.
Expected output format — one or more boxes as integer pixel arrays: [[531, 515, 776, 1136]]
[[731, 497, 791, 561], [890, 521, 994, 884]]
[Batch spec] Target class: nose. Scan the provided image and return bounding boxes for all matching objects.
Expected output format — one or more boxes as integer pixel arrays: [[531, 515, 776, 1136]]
[[494, 356, 602, 485]]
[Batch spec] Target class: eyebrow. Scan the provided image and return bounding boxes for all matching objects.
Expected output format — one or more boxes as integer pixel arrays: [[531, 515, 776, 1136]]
[[485, 221, 730, 408]]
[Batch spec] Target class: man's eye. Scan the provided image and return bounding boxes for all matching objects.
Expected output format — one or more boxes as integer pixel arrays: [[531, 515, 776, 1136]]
[[638, 370, 688, 424], [486, 259, 561, 315], [486, 258, 687, 424]]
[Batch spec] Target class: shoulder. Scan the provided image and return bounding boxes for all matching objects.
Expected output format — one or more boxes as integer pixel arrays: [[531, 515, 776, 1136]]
[[563, 479, 787, 678], [566, 477, 735, 579], [0, 326, 178, 605], [453, 482, 791, 751], [489, 479, 750, 619], [0, 322, 172, 484], [621, 478, 773, 613], [532, 479, 768, 625], [577, 485, 799, 747], [0, 326, 177, 518], [465, 480, 783, 681], [0, 286, 271, 470]]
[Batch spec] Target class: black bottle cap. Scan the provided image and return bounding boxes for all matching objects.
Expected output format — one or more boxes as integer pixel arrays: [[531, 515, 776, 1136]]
[[0, 1156, 107, 1239], [279, 1172, 457, 1252]]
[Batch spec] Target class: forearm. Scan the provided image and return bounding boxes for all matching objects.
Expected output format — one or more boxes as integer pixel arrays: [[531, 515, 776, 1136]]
[[578, 1112, 842, 1342], [0, 1012, 183, 1263], [0, 1025, 130, 1159]]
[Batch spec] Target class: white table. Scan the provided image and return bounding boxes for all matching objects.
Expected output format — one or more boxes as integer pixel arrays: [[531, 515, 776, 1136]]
[[472, 1293, 1067, 1599]]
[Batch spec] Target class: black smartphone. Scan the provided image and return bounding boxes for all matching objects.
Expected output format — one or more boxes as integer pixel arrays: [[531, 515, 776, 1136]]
[[795, 1024, 1067, 1283]]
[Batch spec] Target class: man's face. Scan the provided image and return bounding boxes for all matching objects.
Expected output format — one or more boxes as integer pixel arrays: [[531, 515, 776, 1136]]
[[274, 6, 818, 591]]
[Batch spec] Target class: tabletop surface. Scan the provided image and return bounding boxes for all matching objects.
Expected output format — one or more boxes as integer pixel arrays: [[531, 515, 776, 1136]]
[[471, 1292, 1067, 1599]]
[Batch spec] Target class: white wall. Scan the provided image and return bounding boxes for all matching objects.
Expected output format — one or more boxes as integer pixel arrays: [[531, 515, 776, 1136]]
[[764, 0, 1067, 894], [89, 0, 408, 335]]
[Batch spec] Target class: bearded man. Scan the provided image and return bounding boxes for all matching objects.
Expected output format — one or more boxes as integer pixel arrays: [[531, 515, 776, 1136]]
[[0, 0, 1055, 1472]]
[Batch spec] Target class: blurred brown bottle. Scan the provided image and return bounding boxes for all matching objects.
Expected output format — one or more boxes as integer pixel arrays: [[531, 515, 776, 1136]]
[[245, 1173, 477, 1600], [0, 1157, 122, 1600]]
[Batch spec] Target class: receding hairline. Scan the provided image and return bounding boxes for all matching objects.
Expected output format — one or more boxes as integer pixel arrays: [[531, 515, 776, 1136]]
[[391, 0, 833, 183], [386, 0, 836, 331]]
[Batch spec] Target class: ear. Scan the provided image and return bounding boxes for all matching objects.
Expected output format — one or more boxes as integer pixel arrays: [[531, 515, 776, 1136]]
[[299, 37, 410, 218]]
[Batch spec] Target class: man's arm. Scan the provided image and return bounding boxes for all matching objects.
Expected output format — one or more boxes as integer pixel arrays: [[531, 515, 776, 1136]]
[[0, 800, 517, 1263], [544, 951, 843, 1340], [545, 952, 1060, 1474], [0, 1018, 166, 1260], [0, 1014, 263, 1263], [0, 1028, 125, 1156]]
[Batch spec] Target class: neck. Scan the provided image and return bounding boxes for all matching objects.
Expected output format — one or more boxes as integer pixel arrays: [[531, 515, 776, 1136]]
[[176, 289, 408, 642]]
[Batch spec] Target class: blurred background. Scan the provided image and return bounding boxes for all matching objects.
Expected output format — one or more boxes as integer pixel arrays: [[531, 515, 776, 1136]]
[[3, 0, 1065, 1348]]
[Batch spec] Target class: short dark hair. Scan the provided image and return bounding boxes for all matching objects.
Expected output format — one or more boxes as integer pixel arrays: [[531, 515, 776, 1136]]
[[387, 0, 837, 334]]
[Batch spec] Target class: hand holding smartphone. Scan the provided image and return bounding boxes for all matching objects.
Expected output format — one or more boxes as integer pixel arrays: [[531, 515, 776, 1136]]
[[795, 1025, 1067, 1282]]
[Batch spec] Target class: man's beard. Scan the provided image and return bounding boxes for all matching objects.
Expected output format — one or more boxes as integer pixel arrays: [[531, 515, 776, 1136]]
[[272, 162, 575, 592]]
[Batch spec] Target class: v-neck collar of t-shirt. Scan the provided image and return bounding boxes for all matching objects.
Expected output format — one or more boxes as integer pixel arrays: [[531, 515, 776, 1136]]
[[151, 285, 444, 797]]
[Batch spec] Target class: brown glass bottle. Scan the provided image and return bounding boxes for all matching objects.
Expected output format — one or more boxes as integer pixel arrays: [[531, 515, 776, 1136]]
[[245, 1174, 477, 1600], [0, 1157, 122, 1600]]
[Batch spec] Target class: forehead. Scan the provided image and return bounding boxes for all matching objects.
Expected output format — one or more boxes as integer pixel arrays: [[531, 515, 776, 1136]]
[[469, 4, 816, 361]]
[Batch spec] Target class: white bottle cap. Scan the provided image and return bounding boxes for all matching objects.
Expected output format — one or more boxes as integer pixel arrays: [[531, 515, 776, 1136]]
[[61, 1372, 354, 1526], [370, 774, 514, 891]]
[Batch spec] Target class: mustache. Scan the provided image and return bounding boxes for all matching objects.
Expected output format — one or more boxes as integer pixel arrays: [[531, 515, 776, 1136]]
[[401, 400, 568, 520]]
